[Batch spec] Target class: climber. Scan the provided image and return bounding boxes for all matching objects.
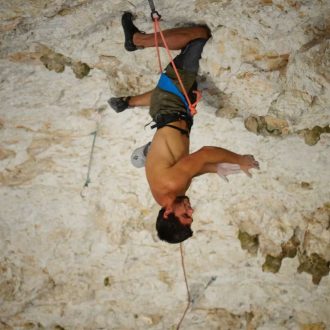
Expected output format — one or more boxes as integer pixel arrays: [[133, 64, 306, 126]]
[[108, 12, 259, 244]]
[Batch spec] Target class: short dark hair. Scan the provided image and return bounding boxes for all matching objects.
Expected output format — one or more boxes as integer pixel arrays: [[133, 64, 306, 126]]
[[156, 208, 193, 244]]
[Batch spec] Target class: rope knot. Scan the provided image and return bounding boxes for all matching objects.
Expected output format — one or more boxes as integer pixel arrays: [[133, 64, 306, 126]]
[[189, 90, 202, 115], [151, 10, 161, 21]]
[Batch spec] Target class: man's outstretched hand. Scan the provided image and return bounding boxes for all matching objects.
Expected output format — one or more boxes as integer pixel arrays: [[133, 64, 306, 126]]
[[239, 155, 260, 177]]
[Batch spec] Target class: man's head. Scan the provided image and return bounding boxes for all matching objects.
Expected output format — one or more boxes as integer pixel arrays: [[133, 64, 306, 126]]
[[156, 196, 194, 244]]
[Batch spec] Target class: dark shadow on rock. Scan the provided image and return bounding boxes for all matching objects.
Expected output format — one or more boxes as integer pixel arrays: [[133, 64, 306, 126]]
[[298, 253, 330, 285], [244, 115, 289, 137], [40, 47, 91, 79], [298, 125, 330, 146], [262, 230, 300, 274], [238, 230, 259, 256], [197, 75, 239, 119], [262, 255, 283, 273]]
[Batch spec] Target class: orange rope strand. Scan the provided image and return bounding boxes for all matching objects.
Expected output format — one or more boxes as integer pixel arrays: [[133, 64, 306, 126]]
[[176, 243, 191, 329], [153, 19, 163, 73], [153, 18, 198, 116]]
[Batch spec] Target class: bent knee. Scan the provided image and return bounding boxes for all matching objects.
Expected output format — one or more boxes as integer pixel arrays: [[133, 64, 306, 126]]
[[196, 25, 211, 40]]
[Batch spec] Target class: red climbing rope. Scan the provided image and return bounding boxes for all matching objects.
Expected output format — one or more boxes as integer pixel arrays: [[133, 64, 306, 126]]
[[153, 18, 163, 72], [176, 243, 191, 330], [152, 14, 201, 116]]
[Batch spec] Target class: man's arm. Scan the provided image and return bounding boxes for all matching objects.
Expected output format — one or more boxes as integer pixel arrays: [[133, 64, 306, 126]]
[[172, 146, 259, 179]]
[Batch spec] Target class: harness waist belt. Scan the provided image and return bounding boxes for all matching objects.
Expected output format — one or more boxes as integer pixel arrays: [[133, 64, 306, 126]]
[[151, 112, 193, 131]]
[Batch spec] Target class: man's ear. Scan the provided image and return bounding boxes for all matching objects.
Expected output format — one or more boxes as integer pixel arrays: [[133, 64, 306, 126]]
[[163, 207, 173, 219]]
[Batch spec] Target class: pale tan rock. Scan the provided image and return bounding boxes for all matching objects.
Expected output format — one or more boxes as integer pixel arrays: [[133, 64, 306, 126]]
[[0, 0, 330, 329], [300, 323, 326, 330], [244, 115, 289, 136], [0, 147, 15, 160], [244, 116, 260, 134], [0, 157, 55, 186], [215, 106, 239, 119], [0, 17, 22, 32]]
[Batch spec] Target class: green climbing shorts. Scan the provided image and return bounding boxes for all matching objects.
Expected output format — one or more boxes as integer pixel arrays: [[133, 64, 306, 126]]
[[149, 38, 208, 121]]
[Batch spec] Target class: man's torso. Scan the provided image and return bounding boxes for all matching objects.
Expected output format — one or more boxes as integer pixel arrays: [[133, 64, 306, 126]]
[[145, 120, 191, 205], [146, 65, 198, 206]]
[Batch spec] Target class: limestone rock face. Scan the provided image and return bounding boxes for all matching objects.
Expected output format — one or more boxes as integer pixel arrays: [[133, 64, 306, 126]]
[[0, 0, 330, 329]]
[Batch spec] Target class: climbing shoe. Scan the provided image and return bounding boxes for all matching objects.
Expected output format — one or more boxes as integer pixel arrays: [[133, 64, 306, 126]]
[[122, 12, 142, 52], [108, 96, 130, 113]]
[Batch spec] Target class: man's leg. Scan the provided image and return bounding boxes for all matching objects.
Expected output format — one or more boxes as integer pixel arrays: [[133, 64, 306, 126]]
[[122, 12, 210, 51], [108, 90, 153, 113], [172, 38, 209, 73], [111, 13, 210, 112], [129, 90, 153, 107], [133, 26, 210, 50]]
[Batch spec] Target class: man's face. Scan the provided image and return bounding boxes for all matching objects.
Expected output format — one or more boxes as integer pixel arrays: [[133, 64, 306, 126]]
[[172, 196, 194, 226]]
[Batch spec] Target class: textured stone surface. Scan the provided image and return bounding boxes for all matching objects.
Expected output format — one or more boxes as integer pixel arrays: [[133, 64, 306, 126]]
[[0, 0, 330, 329]]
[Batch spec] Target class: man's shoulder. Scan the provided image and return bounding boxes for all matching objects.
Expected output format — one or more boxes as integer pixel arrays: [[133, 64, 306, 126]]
[[147, 165, 188, 197]]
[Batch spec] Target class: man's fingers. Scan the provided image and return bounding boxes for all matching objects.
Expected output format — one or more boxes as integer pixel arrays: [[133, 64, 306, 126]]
[[249, 157, 259, 169], [243, 169, 252, 178], [244, 155, 260, 169], [241, 155, 260, 177]]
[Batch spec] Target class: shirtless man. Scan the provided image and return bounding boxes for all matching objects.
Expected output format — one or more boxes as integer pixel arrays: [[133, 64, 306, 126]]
[[109, 12, 259, 244]]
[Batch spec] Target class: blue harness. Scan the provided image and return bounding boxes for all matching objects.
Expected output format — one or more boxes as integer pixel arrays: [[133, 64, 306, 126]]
[[157, 73, 189, 110]]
